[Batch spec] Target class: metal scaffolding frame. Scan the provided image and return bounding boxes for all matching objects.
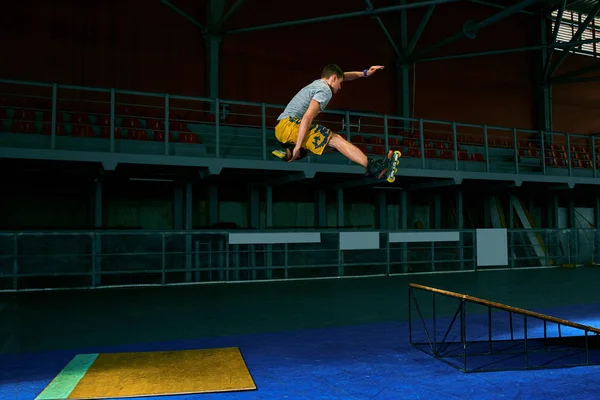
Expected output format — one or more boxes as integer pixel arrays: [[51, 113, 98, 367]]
[[159, 0, 598, 69], [159, 0, 600, 131]]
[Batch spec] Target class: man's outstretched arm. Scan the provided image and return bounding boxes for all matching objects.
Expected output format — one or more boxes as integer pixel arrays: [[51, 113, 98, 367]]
[[344, 65, 385, 81]]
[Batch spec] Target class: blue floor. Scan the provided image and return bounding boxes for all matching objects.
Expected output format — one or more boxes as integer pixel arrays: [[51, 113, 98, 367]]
[[3, 303, 600, 400]]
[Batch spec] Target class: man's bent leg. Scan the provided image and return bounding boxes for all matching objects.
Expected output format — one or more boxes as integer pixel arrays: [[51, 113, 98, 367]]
[[327, 133, 393, 178], [327, 133, 369, 168]]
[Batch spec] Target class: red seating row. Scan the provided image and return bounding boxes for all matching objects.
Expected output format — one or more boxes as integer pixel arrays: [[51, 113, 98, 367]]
[[1, 102, 597, 168], [0, 95, 213, 121], [545, 158, 596, 169], [7, 109, 191, 131], [404, 131, 596, 156], [345, 134, 485, 161], [1, 107, 202, 144]]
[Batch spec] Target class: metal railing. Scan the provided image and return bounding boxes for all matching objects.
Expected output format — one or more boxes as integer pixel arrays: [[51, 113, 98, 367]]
[[0, 228, 596, 292], [0, 78, 598, 178]]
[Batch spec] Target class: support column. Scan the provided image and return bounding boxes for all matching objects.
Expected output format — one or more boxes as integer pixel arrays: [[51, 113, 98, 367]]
[[206, 35, 222, 101], [400, 190, 408, 229], [595, 196, 600, 228], [205, 0, 225, 105], [265, 186, 273, 228], [184, 182, 193, 282], [456, 189, 464, 270], [94, 180, 103, 228], [377, 192, 387, 229], [315, 190, 327, 228], [568, 196, 576, 264], [595, 195, 600, 262], [337, 188, 344, 228], [265, 185, 273, 278], [208, 185, 219, 227], [509, 194, 515, 268], [185, 182, 193, 229], [249, 185, 260, 229], [400, 190, 408, 272], [173, 184, 184, 230], [93, 178, 103, 287], [509, 195, 515, 228], [552, 194, 559, 228], [434, 194, 441, 229], [397, 0, 411, 130], [568, 197, 575, 228], [397, 65, 411, 130], [546, 196, 554, 228], [536, 12, 552, 133], [483, 196, 491, 228], [456, 189, 463, 229]]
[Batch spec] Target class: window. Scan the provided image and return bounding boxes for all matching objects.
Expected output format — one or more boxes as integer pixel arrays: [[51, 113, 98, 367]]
[[551, 10, 600, 57]]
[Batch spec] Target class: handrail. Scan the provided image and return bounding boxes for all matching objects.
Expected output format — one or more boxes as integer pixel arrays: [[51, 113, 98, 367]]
[[0, 228, 476, 236], [0, 77, 589, 140], [0, 227, 595, 235], [410, 283, 600, 334], [0, 76, 597, 175]]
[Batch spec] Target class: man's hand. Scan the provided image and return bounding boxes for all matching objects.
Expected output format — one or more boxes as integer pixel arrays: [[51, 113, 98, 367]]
[[343, 66, 385, 81], [289, 99, 320, 162], [366, 65, 384, 77], [288, 146, 302, 162]]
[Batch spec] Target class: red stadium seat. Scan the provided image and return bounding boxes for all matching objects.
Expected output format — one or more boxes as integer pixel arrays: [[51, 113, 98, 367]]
[[100, 127, 121, 139], [372, 145, 385, 155], [169, 121, 188, 132], [122, 117, 141, 129], [13, 108, 35, 122], [178, 132, 201, 144], [153, 130, 174, 142], [41, 123, 66, 136], [472, 153, 485, 162], [70, 114, 91, 125], [146, 119, 165, 132], [126, 129, 149, 141], [388, 137, 400, 146], [72, 125, 94, 137], [12, 120, 36, 134]]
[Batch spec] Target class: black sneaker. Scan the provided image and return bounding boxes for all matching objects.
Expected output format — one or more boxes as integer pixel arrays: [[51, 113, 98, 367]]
[[366, 151, 393, 179]]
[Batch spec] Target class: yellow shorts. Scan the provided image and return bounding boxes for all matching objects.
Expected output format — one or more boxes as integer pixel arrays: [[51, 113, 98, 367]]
[[274, 116, 333, 156]]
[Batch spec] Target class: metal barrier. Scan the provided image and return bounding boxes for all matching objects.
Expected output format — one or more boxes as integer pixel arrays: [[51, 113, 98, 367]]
[[0, 228, 595, 292], [0, 78, 598, 177], [508, 228, 600, 268]]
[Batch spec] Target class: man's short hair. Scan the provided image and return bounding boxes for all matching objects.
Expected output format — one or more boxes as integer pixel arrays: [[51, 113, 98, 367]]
[[321, 64, 344, 79]]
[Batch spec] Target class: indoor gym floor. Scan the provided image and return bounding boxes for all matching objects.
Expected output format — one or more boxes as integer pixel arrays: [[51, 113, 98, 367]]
[[2, 267, 600, 399]]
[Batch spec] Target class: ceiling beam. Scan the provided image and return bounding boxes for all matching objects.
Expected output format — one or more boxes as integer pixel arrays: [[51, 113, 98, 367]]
[[551, 60, 600, 82], [365, 0, 403, 60], [160, 0, 206, 33], [411, 0, 545, 61], [546, 1, 600, 78], [417, 37, 600, 62], [543, 0, 567, 79], [224, 0, 459, 35]]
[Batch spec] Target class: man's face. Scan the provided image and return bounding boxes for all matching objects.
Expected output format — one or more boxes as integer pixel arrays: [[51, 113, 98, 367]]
[[326, 75, 343, 94]]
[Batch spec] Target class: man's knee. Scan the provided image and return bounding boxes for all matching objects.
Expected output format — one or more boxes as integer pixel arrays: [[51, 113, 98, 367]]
[[327, 133, 344, 148]]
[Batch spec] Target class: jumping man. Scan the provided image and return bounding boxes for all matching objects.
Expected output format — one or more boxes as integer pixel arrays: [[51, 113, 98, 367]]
[[273, 64, 396, 179]]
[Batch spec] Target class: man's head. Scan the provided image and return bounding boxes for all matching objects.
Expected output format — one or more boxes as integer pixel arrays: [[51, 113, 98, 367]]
[[321, 64, 344, 94]]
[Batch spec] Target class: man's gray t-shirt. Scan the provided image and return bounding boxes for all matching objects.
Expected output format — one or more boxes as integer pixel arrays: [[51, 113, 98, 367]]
[[277, 79, 332, 121]]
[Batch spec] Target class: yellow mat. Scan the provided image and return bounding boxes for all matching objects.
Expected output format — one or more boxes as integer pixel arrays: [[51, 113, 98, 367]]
[[37, 347, 256, 399]]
